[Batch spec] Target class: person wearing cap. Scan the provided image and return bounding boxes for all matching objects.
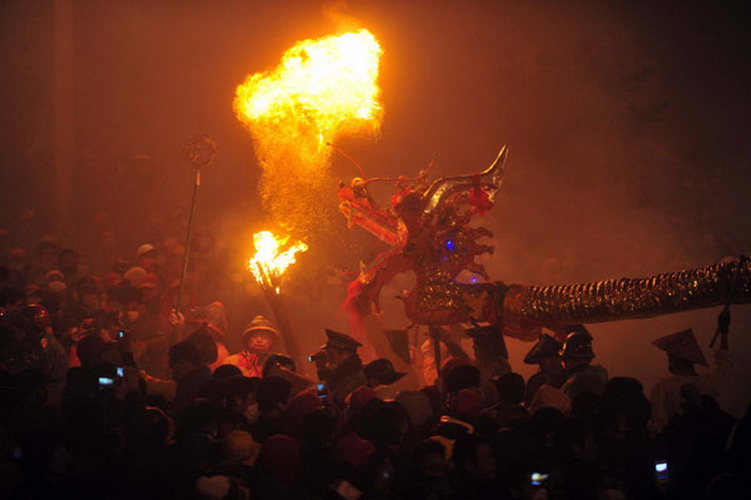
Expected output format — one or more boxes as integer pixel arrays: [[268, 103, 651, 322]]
[[522, 332, 566, 406], [558, 325, 608, 400], [649, 328, 732, 433], [136, 243, 160, 274], [364, 358, 407, 400], [313, 329, 366, 406], [221, 315, 281, 378], [71, 276, 105, 322]]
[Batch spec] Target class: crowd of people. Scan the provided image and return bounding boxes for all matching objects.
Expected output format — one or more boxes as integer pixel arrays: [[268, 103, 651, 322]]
[[1, 232, 750, 500]]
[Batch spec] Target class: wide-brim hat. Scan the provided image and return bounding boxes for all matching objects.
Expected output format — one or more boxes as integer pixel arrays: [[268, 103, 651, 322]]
[[242, 315, 280, 345], [652, 328, 708, 366], [524, 333, 563, 364], [265, 366, 313, 396], [364, 358, 406, 386], [322, 329, 362, 352], [136, 243, 157, 258], [189, 319, 225, 340]]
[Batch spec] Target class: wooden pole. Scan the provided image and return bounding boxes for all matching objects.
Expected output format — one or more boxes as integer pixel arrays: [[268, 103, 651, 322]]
[[263, 286, 306, 376]]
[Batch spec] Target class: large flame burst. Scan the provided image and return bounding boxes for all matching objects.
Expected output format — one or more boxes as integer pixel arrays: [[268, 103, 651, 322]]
[[234, 29, 383, 236], [248, 231, 308, 293]]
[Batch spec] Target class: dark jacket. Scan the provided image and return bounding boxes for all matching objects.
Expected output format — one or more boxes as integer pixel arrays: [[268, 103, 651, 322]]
[[172, 364, 212, 416], [326, 354, 366, 406]]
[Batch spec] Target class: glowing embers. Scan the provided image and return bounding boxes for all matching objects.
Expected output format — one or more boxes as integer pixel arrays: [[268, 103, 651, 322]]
[[248, 231, 308, 293], [233, 29, 384, 236]]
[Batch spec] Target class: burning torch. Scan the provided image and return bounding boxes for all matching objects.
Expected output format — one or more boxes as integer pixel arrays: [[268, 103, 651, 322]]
[[248, 231, 308, 374]]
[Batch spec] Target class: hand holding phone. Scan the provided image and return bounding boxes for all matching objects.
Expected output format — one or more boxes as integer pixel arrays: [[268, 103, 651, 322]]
[[98, 376, 115, 388], [316, 383, 329, 403], [530, 472, 549, 488], [655, 460, 669, 482]]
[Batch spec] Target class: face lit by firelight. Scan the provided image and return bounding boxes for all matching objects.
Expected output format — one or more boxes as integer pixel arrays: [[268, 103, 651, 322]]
[[246, 331, 274, 353]]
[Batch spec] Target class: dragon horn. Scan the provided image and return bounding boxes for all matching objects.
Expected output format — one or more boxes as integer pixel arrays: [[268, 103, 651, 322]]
[[422, 145, 508, 202]]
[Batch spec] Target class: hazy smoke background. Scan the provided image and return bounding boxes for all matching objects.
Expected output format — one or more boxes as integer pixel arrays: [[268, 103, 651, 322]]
[[2, 0, 750, 415]]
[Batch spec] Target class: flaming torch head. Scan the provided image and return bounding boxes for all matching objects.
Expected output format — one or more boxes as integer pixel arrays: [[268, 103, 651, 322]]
[[248, 231, 308, 294], [234, 29, 384, 236]]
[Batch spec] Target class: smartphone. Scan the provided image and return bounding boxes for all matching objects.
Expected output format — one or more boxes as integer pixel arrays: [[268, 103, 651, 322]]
[[316, 382, 328, 402], [116, 367, 124, 377], [98, 376, 115, 387], [530, 472, 549, 487], [654, 460, 669, 482], [117, 330, 126, 339]]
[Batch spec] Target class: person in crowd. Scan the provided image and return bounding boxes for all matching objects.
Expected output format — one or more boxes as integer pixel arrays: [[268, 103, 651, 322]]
[[221, 315, 280, 377], [3, 222, 751, 500], [442, 359, 482, 405], [70, 276, 104, 321], [364, 357, 407, 400], [493, 372, 529, 427], [168, 340, 212, 415], [313, 329, 366, 405], [217, 376, 259, 435], [57, 248, 78, 285], [299, 408, 351, 497], [253, 375, 292, 443], [393, 438, 452, 500], [451, 434, 499, 500], [559, 325, 609, 400], [523, 332, 566, 405], [28, 239, 59, 285], [135, 243, 161, 274], [254, 434, 303, 499], [649, 327, 732, 433]]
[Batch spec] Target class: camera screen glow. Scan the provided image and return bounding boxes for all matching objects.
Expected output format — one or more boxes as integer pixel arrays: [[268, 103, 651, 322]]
[[531, 472, 549, 485], [655, 462, 667, 472]]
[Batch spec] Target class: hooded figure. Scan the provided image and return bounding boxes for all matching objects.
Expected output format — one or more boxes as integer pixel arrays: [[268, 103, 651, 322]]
[[649, 328, 732, 433], [221, 315, 281, 378]]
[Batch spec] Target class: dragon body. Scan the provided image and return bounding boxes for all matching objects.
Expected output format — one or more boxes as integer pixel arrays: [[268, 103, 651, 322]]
[[337, 146, 751, 341]]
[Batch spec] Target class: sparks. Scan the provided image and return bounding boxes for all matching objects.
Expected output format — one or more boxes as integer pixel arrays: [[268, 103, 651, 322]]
[[233, 29, 384, 235]]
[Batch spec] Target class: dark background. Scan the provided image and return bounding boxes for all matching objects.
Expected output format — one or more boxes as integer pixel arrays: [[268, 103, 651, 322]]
[[2, 0, 750, 415]]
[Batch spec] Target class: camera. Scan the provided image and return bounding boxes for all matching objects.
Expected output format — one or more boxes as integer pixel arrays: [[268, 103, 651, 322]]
[[316, 382, 328, 402], [530, 472, 549, 487], [98, 376, 115, 388], [654, 460, 669, 482], [116, 367, 124, 377], [116, 329, 127, 340]]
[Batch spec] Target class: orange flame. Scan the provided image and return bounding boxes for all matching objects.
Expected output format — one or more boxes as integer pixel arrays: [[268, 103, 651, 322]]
[[234, 29, 383, 235], [248, 231, 308, 293]]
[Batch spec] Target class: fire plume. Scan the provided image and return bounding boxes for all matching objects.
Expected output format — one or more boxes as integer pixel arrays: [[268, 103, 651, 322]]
[[234, 29, 383, 235], [248, 231, 308, 293]]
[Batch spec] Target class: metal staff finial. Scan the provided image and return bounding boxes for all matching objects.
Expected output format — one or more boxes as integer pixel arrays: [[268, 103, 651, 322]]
[[172, 133, 218, 346]]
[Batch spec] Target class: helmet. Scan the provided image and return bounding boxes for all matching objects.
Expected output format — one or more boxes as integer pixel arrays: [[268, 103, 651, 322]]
[[559, 326, 594, 361]]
